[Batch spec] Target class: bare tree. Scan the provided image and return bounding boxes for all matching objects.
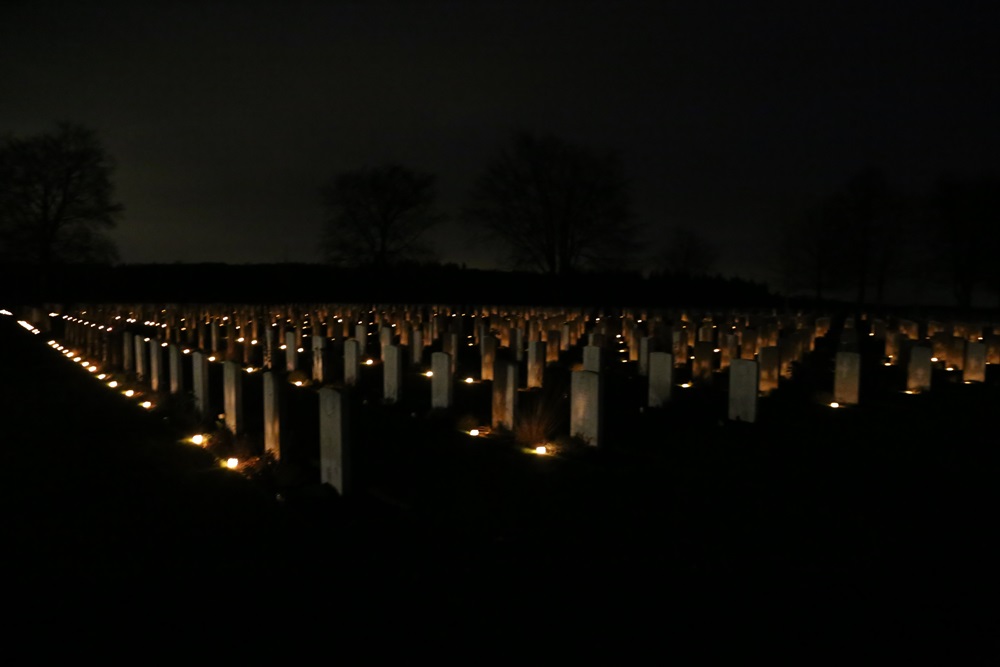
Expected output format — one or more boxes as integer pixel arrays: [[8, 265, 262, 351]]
[[464, 132, 638, 275], [321, 164, 443, 267], [0, 122, 122, 270], [660, 225, 718, 277]]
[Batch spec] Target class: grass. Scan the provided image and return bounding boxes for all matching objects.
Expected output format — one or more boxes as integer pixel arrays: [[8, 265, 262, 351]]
[[5, 313, 999, 640]]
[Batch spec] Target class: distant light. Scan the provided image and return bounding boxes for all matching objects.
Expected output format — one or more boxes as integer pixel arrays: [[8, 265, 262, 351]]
[[424, 371, 433, 377], [73, 356, 81, 362], [97, 374, 106, 380], [830, 402, 840, 408], [208, 356, 216, 362], [469, 429, 480, 436], [293, 380, 303, 386], [713, 348, 721, 353], [124, 389, 135, 397], [534, 445, 548, 455], [183, 349, 191, 354], [465, 377, 474, 383], [108, 380, 118, 388], [161, 342, 168, 347], [251, 339, 258, 345], [140, 401, 152, 409], [226, 458, 238, 469], [297, 347, 304, 353], [191, 434, 205, 445], [87, 366, 97, 373], [680, 383, 692, 388], [279, 345, 287, 350], [931, 357, 939, 362], [365, 359, 374, 366]]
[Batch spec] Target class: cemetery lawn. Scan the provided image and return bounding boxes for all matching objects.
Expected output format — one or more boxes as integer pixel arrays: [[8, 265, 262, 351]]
[[3, 315, 996, 639]]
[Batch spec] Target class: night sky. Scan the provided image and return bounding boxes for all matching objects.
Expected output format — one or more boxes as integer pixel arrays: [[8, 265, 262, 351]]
[[2, 0, 996, 291]]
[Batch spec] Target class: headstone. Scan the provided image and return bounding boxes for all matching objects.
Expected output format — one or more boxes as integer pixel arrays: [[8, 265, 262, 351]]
[[964, 342, 987, 383], [318, 387, 350, 495], [693, 341, 715, 384], [758, 346, 780, 394], [168, 344, 182, 395], [411, 328, 424, 367], [263, 371, 282, 459], [134, 335, 148, 382], [639, 336, 653, 377], [379, 326, 394, 361], [285, 331, 298, 372], [312, 335, 327, 383], [343, 339, 360, 386], [223, 360, 243, 435], [354, 323, 367, 355], [527, 341, 546, 389], [481, 335, 497, 381], [570, 370, 602, 447], [834, 351, 861, 405], [431, 352, 453, 409], [740, 329, 758, 360], [728, 359, 759, 422], [192, 351, 210, 417], [148, 340, 163, 392], [582, 344, 604, 374], [647, 351, 674, 407], [491, 360, 518, 432], [383, 344, 402, 404], [907, 346, 932, 392]]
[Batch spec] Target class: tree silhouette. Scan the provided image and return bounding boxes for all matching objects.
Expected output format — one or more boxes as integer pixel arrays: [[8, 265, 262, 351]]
[[320, 164, 443, 267], [464, 132, 638, 275], [776, 201, 845, 304], [0, 122, 122, 271], [659, 225, 718, 277], [922, 174, 999, 309]]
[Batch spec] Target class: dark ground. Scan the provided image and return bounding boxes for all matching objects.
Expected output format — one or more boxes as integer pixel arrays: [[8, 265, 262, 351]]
[[3, 313, 997, 648]]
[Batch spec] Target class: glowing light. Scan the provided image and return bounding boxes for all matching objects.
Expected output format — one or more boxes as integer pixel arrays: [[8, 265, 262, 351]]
[[279, 345, 287, 350], [237, 337, 245, 343], [294, 380, 303, 386], [903, 390, 916, 395], [830, 402, 840, 408], [365, 359, 374, 366], [680, 383, 692, 388], [713, 348, 721, 353], [465, 377, 474, 383], [534, 445, 548, 455], [143, 337, 150, 342], [97, 374, 106, 380], [208, 356, 216, 362], [108, 381, 118, 388], [884, 362, 891, 366], [191, 434, 205, 445], [140, 401, 152, 409], [81, 361, 90, 367], [251, 340, 258, 345], [73, 356, 82, 362], [424, 371, 433, 377], [931, 357, 939, 362], [946, 367, 954, 372], [124, 389, 135, 397], [87, 366, 97, 373], [469, 429, 480, 436], [226, 458, 238, 469], [297, 347, 304, 353]]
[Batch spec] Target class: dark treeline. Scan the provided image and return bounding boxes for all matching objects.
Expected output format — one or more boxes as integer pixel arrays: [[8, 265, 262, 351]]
[[0, 261, 777, 310]]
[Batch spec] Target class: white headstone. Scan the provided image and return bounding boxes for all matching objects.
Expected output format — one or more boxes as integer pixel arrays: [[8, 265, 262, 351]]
[[647, 351, 673, 407], [570, 370, 602, 447], [834, 351, 861, 405], [223, 360, 243, 435], [318, 387, 350, 495], [728, 359, 758, 422]]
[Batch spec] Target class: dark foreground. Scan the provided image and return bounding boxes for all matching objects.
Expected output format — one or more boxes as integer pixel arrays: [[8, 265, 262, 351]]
[[3, 314, 996, 646]]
